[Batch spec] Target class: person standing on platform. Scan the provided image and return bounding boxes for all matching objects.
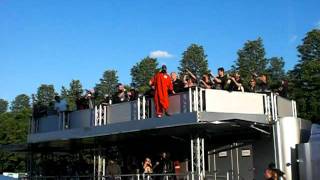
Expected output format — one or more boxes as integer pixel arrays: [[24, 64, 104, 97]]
[[170, 72, 185, 93], [213, 67, 227, 90], [150, 65, 175, 118]]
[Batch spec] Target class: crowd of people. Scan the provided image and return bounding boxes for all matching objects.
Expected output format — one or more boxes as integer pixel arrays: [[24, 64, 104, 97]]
[[148, 65, 289, 118], [33, 65, 288, 119]]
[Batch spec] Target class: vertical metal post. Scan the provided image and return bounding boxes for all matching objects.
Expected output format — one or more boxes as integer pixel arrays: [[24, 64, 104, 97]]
[[230, 144, 234, 180], [103, 105, 107, 125], [94, 106, 98, 126], [137, 97, 141, 120], [213, 150, 216, 180], [201, 138, 205, 177], [94, 155, 96, 180], [199, 88, 203, 112], [99, 105, 102, 126], [103, 157, 106, 179], [236, 145, 239, 180], [189, 88, 192, 112], [191, 139, 194, 180], [142, 96, 146, 119], [195, 87, 199, 112], [191, 137, 205, 180]]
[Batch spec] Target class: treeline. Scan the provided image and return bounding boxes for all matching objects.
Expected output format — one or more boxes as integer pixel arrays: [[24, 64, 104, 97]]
[[0, 29, 319, 173]]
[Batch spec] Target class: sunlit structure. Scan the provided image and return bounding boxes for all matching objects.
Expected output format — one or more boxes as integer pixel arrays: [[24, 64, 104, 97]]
[[27, 88, 317, 180]]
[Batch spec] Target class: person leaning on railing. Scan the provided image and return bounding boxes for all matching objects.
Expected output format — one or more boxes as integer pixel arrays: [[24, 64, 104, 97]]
[[226, 72, 244, 92], [143, 157, 153, 174], [253, 73, 271, 93], [183, 69, 197, 89], [170, 72, 185, 93], [112, 83, 130, 104], [200, 73, 215, 89], [247, 78, 257, 93]]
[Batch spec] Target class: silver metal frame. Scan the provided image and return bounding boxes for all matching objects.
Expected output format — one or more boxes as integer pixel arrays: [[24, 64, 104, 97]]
[[191, 137, 205, 180]]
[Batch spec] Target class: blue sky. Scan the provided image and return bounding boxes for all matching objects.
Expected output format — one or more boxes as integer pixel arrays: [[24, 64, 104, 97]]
[[0, 0, 319, 103]]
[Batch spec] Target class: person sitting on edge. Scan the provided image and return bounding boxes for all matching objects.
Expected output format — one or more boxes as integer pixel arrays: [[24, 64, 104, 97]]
[[170, 72, 185, 93], [213, 67, 227, 90], [149, 65, 175, 118]]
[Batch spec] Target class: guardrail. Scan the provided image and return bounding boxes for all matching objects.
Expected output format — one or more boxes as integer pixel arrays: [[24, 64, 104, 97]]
[[30, 88, 296, 134], [24, 172, 245, 180]]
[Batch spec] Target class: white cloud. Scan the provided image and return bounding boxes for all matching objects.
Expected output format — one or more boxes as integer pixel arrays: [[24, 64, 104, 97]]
[[289, 35, 297, 43], [149, 50, 173, 58]]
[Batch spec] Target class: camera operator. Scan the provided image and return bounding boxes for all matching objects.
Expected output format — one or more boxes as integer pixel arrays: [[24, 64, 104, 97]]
[[200, 73, 214, 89], [183, 69, 197, 89], [255, 74, 271, 93], [227, 72, 244, 92], [112, 83, 130, 104]]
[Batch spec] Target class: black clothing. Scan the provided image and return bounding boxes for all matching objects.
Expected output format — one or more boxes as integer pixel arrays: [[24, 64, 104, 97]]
[[215, 76, 227, 90], [228, 79, 242, 91], [257, 82, 270, 93], [247, 86, 257, 93], [154, 158, 173, 174], [200, 80, 214, 89], [129, 90, 139, 101], [172, 79, 185, 93], [277, 85, 288, 98], [112, 91, 129, 104]]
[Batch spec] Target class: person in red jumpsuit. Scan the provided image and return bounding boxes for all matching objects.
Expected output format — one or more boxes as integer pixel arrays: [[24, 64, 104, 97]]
[[150, 65, 175, 118]]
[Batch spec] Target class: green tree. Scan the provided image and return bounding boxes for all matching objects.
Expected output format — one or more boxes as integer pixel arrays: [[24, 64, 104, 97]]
[[10, 94, 30, 112], [33, 84, 57, 107], [266, 57, 286, 89], [60, 80, 83, 110], [0, 99, 8, 114], [233, 38, 268, 85], [60, 86, 69, 99], [0, 108, 30, 172], [178, 44, 209, 79], [289, 29, 320, 122], [95, 70, 119, 103], [131, 57, 159, 93]]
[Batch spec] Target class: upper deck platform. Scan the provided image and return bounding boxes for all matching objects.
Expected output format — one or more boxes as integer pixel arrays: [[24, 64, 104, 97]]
[[28, 88, 297, 144]]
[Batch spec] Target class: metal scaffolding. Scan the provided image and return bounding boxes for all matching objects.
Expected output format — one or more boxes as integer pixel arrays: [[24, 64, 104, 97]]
[[191, 137, 205, 180]]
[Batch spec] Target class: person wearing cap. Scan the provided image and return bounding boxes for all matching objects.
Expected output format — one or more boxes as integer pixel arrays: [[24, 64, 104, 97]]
[[149, 65, 175, 118]]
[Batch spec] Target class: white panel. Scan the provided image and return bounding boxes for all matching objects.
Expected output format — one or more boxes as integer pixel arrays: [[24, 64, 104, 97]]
[[205, 89, 265, 114]]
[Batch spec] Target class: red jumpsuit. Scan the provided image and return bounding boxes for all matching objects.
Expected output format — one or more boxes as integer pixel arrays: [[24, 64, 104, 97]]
[[150, 72, 173, 116]]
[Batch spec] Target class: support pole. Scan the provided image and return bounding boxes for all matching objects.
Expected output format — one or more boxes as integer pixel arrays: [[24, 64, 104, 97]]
[[191, 137, 205, 180], [137, 97, 141, 120]]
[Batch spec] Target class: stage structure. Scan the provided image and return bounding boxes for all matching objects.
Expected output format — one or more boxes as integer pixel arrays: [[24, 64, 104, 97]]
[[27, 88, 314, 180]]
